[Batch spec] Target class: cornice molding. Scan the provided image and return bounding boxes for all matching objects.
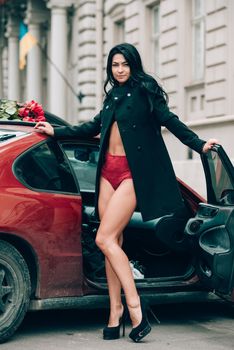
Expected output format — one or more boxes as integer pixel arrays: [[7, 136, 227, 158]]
[[5, 16, 19, 38], [25, 0, 49, 25], [46, 0, 75, 9]]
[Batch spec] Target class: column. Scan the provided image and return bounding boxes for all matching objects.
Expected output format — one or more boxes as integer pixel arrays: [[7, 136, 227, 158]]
[[26, 23, 42, 102], [25, 0, 49, 104], [6, 18, 20, 101], [0, 38, 3, 97], [49, 5, 68, 118], [95, 0, 104, 112]]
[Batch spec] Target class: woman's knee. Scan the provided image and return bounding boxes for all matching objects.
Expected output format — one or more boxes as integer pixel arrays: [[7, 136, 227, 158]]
[[95, 234, 104, 250], [95, 231, 108, 251], [95, 231, 116, 253]]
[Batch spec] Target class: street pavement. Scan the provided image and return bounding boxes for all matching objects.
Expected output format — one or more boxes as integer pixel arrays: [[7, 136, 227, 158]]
[[1, 301, 234, 350]]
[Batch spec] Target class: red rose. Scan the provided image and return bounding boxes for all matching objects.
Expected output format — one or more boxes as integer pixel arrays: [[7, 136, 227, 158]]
[[18, 107, 29, 117], [18, 100, 46, 122]]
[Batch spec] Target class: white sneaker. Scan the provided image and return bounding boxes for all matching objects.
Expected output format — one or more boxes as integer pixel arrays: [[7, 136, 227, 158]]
[[130, 260, 145, 279]]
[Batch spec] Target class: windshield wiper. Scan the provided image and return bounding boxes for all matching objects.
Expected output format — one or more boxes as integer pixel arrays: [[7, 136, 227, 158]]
[[0, 134, 16, 141]]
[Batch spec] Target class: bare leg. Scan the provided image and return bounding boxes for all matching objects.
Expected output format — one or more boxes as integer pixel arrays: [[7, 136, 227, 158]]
[[99, 177, 123, 325], [96, 178, 142, 327], [99, 177, 124, 326]]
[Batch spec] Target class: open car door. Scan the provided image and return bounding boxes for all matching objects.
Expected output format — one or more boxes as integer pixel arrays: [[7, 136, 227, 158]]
[[185, 145, 234, 300]]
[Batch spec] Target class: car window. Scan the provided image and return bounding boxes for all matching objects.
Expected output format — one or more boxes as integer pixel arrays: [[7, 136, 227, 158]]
[[206, 150, 234, 204], [173, 159, 207, 200], [61, 143, 99, 191], [14, 140, 79, 194]]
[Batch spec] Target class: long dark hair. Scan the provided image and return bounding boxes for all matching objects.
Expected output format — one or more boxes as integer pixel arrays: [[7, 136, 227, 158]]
[[104, 43, 168, 104]]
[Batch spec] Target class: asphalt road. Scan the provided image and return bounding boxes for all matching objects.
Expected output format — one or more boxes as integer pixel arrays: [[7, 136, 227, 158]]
[[1, 301, 234, 350]]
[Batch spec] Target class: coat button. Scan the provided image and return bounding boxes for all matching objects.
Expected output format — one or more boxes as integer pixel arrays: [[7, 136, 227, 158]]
[[114, 97, 118, 100], [132, 124, 136, 129], [127, 93, 131, 97], [106, 105, 109, 109], [137, 146, 141, 151]]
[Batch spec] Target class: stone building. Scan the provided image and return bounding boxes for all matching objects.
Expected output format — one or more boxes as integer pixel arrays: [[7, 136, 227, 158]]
[[0, 0, 234, 193]]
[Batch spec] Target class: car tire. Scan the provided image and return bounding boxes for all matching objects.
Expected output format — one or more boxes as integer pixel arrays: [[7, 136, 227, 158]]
[[0, 240, 31, 343]]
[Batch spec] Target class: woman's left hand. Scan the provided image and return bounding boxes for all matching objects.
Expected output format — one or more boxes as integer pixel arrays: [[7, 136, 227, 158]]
[[202, 138, 219, 153]]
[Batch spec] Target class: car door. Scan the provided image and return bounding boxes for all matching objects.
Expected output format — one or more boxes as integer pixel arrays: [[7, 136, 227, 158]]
[[185, 145, 234, 298], [13, 139, 83, 298]]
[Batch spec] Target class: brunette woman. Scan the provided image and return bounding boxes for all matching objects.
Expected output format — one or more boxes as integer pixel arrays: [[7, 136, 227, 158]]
[[35, 43, 217, 342]]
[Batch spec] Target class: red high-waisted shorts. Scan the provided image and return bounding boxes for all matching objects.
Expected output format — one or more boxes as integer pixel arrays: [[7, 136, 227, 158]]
[[101, 153, 132, 190]]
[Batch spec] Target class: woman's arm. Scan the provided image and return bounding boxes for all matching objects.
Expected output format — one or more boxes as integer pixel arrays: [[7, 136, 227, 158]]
[[164, 117, 218, 153], [153, 94, 218, 153], [35, 112, 102, 139]]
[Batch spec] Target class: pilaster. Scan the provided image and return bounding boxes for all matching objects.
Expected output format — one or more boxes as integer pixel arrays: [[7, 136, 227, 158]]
[[0, 37, 3, 97], [24, 0, 49, 103], [46, 0, 72, 118], [5, 16, 20, 100]]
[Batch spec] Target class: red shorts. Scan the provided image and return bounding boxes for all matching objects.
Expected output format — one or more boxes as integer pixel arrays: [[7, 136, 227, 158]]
[[101, 153, 132, 190]]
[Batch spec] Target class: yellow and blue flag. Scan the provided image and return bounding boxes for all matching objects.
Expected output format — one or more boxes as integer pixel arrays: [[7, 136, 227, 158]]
[[19, 22, 37, 70]]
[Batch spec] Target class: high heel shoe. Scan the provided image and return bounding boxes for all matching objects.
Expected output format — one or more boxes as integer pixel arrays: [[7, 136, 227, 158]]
[[103, 307, 127, 340], [129, 298, 152, 343]]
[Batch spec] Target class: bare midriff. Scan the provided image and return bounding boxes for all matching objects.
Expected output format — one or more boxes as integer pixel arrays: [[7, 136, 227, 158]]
[[107, 121, 126, 155]]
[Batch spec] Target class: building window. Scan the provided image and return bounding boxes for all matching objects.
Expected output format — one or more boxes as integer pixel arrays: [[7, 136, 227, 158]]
[[151, 4, 160, 75], [114, 19, 125, 44], [192, 0, 205, 81]]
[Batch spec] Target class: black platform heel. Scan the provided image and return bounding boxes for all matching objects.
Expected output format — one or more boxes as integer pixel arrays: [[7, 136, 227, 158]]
[[103, 307, 127, 340], [129, 298, 159, 343]]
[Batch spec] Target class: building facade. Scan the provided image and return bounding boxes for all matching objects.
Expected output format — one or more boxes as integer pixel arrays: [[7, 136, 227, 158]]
[[0, 0, 234, 193]]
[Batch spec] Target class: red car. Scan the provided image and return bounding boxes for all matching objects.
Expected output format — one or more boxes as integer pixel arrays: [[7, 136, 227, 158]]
[[0, 117, 234, 343]]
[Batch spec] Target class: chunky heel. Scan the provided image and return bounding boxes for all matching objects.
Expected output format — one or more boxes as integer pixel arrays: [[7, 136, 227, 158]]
[[129, 298, 152, 342]]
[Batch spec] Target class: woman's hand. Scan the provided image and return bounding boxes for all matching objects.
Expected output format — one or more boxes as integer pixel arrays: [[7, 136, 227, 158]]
[[202, 138, 219, 153], [34, 121, 54, 136]]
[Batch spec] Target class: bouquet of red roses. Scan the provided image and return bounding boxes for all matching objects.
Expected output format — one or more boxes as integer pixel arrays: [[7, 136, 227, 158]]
[[18, 100, 46, 122], [0, 99, 46, 122]]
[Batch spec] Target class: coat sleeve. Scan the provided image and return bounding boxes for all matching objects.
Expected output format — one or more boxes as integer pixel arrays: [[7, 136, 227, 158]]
[[53, 112, 102, 139], [153, 94, 206, 154]]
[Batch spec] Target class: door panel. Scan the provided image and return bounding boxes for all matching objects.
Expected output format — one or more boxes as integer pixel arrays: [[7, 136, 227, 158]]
[[186, 203, 234, 294], [185, 145, 234, 295]]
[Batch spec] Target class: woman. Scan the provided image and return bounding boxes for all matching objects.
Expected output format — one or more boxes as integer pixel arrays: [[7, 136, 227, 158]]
[[35, 43, 217, 342]]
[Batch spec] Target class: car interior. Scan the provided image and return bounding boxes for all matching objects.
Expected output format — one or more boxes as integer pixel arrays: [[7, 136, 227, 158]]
[[61, 141, 201, 288]]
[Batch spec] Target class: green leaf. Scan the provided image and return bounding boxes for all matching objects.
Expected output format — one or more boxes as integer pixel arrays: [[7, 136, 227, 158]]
[[5, 107, 17, 115]]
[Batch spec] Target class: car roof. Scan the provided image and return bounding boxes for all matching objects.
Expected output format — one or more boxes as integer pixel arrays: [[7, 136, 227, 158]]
[[0, 123, 44, 149], [0, 127, 27, 142], [0, 111, 70, 143]]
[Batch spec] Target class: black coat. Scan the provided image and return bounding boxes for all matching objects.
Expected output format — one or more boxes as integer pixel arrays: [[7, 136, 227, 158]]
[[54, 84, 206, 221]]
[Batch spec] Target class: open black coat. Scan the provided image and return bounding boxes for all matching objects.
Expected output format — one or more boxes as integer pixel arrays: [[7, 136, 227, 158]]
[[54, 83, 206, 222]]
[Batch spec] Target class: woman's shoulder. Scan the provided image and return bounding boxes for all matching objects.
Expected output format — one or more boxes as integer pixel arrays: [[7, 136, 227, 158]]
[[141, 76, 168, 105], [140, 77, 160, 95]]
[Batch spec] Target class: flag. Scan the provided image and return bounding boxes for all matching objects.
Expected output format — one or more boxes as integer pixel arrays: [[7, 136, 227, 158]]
[[19, 22, 37, 70]]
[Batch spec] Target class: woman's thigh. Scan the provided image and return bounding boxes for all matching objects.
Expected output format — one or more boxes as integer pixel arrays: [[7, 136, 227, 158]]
[[97, 179, 137, 242], [98, 176, 115, 219]]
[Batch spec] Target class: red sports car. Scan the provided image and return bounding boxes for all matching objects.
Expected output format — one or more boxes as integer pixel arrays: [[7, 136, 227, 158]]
[[0, 117, 234, 343]]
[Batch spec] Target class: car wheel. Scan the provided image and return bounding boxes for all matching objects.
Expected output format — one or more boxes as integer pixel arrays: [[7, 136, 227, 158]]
[[0, 240, 31, 343]]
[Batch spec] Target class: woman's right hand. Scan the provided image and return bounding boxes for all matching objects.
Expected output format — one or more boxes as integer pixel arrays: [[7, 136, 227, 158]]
[[34, 121, 55, 136]]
